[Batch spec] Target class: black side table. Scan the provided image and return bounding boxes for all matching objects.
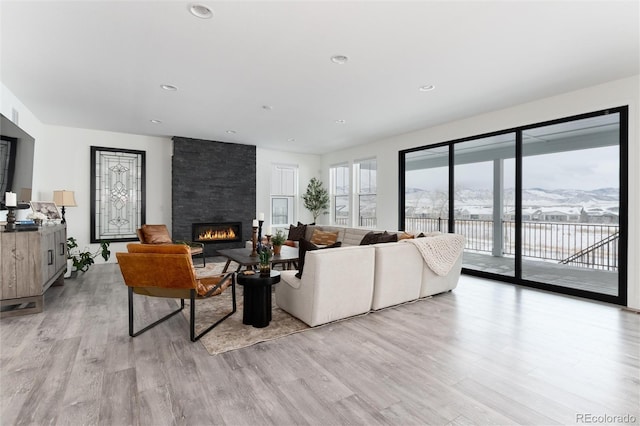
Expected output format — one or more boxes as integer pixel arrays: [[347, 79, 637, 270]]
[[236, 270, 280, 328]]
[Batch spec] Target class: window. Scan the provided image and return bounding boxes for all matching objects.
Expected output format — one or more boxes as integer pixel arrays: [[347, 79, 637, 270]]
[[330, 163, 350, 225], [91, 146, 146, 242], [355, 158, 377, 227], [403, 146, 449, 233], [270, 164, 297, 226]]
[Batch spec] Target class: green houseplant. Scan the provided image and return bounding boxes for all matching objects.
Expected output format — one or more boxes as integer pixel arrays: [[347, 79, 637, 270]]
[[66, 237, 111, 274], [302, 177, 330, 223], [270, 229, 286, 255]]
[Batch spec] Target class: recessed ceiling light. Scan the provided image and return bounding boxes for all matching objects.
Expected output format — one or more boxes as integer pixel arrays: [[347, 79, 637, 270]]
[[226, 130, 236, 134], [262, 105, 273, 110], [150, 119, 162, 124], [419, 84, 436, 92], [287, 138, 296, 142], [335, 119, 346, 124], [331, 55, 349, 64], [189, 4, 213, 19], [160, 84, 178, 91]]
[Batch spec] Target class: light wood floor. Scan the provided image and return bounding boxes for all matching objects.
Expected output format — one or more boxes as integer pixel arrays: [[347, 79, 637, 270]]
[[1, 264, 638, 426]]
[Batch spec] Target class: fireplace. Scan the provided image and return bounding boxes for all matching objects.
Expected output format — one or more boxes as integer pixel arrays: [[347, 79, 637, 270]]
[[192, 222, 242, 244]]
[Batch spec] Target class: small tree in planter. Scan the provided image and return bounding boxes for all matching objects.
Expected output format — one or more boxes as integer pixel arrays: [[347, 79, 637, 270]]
[[302, 177, 330, 223]]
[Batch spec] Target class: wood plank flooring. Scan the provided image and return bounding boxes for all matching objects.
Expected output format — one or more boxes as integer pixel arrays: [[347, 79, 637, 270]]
[[1, 263, 638, 425]]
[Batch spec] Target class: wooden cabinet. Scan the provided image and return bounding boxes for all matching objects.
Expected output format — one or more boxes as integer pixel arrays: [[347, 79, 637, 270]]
[[0, 224, 67, 317]]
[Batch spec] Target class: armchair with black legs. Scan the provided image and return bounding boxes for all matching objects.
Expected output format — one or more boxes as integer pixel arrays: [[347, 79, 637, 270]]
[[136, 224, 206, 268], [116, 243, 236, 342]]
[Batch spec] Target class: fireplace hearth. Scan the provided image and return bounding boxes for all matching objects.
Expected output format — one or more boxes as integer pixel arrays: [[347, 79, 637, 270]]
[[192, 222, 242, 244]]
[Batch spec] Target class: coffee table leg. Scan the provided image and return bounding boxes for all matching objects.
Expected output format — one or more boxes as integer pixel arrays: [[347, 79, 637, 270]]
[[222, 259, 232, 273], [242, 285, 271, 328], [253, 286, 271, 328], [242, 287, 254, 325]]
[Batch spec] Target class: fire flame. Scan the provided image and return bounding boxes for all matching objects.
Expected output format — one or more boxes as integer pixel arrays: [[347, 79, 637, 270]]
[[198, 228, 237, 241]]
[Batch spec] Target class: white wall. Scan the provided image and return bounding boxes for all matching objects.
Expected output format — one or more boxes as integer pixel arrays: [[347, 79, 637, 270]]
[[256, 147, 322, 228], [38, 126, 173, 260], [2, 81, 174, 262], [321, 75, 640, 309], [1, 83, 44, 145]]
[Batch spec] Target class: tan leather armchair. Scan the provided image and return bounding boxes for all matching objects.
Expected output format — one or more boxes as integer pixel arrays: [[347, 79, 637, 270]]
[[136, 224, 206, 267], [116, 243, 236, 342]]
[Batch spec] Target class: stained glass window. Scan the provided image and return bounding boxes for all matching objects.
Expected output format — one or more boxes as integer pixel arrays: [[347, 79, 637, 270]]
[[91, 147, 145, 242]]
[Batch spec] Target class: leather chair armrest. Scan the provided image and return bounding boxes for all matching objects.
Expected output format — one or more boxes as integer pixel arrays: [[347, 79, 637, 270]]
[[175, 240, 205, 249]]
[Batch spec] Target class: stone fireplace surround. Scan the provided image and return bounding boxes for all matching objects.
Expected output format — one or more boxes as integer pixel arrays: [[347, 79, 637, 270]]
[[172, 137, 256, 256]]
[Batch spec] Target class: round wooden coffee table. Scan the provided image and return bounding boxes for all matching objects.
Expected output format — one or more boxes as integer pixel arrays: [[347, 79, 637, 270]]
[[236, 270, 280, 328]]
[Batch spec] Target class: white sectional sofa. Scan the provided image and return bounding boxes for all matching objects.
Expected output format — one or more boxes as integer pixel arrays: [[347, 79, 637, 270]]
[[275, 225, 464, 327], [276, 245, 376, 327]]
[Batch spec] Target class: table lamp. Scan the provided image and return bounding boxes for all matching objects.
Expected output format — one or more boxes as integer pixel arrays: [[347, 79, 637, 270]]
[[53, 190, 77, 224]]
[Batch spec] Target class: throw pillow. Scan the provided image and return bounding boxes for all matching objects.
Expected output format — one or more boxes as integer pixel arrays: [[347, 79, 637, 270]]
[[360, 231, 380, 245], [398, 232, 415, 240], [141, 224, 173, 244], [309, 229, 339, 245], [295, 239, 342, 278], [377, 232, 398, 243], [359, 231, 398, 245], [287, 222, 306, 241]]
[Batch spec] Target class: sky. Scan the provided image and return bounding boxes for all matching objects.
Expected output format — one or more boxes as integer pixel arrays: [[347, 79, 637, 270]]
[[407, 146, 619, 192]]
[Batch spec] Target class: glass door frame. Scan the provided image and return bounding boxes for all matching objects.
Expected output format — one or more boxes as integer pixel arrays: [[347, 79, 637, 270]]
[[399, 106, 628, 306]]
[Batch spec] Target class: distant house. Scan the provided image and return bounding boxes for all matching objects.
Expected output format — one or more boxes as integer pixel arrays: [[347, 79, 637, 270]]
[[581, 207, 619, 224], [454, 207, 493, 220]]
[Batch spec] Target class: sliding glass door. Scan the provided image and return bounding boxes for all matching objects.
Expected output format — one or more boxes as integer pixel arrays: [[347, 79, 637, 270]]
[[403, 146, 449, 234], [453, 134, 516, 277], [399, 107, 627, 305], [521, 113, 621, 297]]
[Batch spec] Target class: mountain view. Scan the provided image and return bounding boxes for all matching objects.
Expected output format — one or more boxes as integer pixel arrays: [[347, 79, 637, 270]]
[[405, 187, 619, 222]]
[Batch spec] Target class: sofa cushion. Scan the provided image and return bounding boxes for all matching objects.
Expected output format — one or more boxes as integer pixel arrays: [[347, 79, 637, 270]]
[[141, 224, 173, 244], [287, 222, 307, 241], [295, 238, 342, 278], [339, 228, 365, 245], [309, 229, 339, 245]]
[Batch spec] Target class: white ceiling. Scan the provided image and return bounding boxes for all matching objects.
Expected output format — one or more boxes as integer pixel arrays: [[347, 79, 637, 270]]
[[1, 1, 638, 155]]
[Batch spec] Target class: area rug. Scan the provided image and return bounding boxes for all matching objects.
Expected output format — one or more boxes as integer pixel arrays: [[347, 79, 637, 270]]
[[186, 262, 310, 355]]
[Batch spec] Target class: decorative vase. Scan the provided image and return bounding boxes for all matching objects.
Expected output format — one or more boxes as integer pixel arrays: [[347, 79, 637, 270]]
[[273, 244, 282, 256], [64, 258, 73, 278]]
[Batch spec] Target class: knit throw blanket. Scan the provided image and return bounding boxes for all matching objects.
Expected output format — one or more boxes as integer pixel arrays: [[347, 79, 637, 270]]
[[401, 234, 465, 276]]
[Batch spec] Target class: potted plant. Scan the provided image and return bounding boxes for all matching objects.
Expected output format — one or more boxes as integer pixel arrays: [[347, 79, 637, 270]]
[[271, 229, 286, 255], [302, 177, 330, 223], [66, 237, 111, 277]]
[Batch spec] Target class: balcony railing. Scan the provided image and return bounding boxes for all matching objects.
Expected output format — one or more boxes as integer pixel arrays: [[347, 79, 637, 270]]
[[333, 217, 377, 227], [404, 217, 619, 271]]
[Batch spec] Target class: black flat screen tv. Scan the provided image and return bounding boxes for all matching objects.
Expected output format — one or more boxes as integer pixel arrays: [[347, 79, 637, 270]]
[[1, 113, 35, 208]]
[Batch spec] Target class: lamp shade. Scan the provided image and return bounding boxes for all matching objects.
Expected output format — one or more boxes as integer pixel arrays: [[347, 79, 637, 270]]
[[53, 190, 77, 207]]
